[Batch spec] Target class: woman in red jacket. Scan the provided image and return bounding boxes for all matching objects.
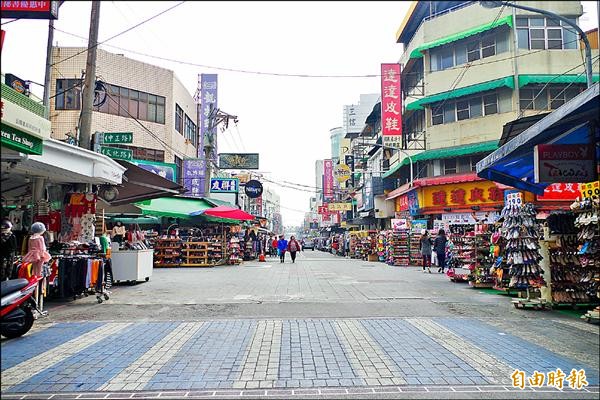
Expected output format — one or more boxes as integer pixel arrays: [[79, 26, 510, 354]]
[[287, 235, 302, 263]]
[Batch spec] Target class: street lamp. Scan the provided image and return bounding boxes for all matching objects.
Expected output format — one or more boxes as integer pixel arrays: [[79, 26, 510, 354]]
[[480, 1, 593, 88]]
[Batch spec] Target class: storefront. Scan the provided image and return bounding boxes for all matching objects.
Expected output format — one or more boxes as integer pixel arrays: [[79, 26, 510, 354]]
[[477, 83, 599, 316]]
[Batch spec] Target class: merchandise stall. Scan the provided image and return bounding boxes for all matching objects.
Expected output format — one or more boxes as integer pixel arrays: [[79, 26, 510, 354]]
[[468, 225, 496, 288], [386, 221, 409, 266]]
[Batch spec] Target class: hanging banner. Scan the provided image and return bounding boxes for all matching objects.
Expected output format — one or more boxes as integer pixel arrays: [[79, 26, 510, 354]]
[[1, 1, 59, 19], [199, 74, 218, 159], [334, 164, 351, 183], [210, 178, 239, 193], [534, 144, 597, 183], [323, 159, 334, 202], [381, 63, 402, 149], [536, 183, 580, 201], [579, 180, 600, 199], [327, 203, 352, 211], [183, 158, 206, 198]]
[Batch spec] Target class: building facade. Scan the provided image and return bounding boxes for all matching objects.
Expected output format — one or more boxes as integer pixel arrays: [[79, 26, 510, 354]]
[[49, 47, 200, 184]]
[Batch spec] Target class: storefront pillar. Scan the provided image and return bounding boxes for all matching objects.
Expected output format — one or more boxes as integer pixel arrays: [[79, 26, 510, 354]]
[[33, 177, 46, 202]]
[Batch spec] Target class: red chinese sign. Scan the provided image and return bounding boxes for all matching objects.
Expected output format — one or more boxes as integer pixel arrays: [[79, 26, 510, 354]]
[[380, 63, 402, 149], [317, 205, 329, 215], [1, 1, 59, 19], [424, 182, 504, 208], [536, 183, 581, 201], [395, 194, 409, 211]]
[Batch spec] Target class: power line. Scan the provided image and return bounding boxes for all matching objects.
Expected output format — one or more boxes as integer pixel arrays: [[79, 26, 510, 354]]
[[1, 18, 20, 25], [50, 1, 186, 67]]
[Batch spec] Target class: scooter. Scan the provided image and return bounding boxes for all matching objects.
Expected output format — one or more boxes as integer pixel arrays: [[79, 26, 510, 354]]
[[1, 275, 45, 338]]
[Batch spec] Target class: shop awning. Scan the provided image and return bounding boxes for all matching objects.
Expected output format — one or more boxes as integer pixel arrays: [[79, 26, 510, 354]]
[[1, 138, 125, 185], [104, 160, 186, 206], [477, 83, 599, 195], [107, 216, 161, 225], [191, 205, 255, 221], [518, 74, 599, 87], [383, 141, 498, 179], [406, 76, 514, 111], [409, 15, 513, 59], [134, 197, 215, 219]]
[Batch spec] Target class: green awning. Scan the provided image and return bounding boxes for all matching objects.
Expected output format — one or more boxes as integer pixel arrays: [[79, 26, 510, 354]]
[[382, 140, 499, 179], [108, 216, 160, 225], [518, 74, 600, 87], [134, 197, 214, 219], [407, 76, 515, 111], [409, 15, 513, 59]]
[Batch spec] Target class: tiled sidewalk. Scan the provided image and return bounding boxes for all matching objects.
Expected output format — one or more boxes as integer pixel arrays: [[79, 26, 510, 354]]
[[1, 318, 598, 395]]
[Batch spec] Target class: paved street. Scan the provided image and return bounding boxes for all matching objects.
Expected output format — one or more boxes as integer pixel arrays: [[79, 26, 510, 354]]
[[1, 250, 599, 399]]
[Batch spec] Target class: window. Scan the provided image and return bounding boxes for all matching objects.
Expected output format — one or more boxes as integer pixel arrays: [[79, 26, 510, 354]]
[[519, 84, 585, 111], [175, 104, 184, 134], [470, 154, 485, 171], [516, 16, 578, 50], [430, 28, 507, 72], [184, 115, 197, 147], [174, 155, 183, 185], [458, 157, 471, 173], [430, 91, 499, 126], [444, 159, 457, 175], [55, 79, 82, 110], [99, 83, 165, 124]]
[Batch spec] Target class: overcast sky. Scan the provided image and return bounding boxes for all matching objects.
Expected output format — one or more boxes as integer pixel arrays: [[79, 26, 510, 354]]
[[1, 1, 598, 227]]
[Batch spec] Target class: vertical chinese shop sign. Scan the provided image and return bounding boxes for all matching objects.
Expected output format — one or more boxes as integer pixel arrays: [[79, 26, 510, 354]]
[[380, 63, 402, 149], [323, 159, 334, 202], [200, 74, 218, 161]]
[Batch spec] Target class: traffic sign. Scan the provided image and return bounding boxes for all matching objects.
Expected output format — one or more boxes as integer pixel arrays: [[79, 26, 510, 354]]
[[102, 132, 133, 144], [100, 146, 133, 161]]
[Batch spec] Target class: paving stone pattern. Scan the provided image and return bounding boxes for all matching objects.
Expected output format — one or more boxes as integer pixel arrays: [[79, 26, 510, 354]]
[[1, 318, 598, 395]]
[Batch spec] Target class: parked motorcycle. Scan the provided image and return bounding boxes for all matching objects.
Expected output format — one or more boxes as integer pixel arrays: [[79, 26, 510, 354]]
[[1, 275, 44, 338]]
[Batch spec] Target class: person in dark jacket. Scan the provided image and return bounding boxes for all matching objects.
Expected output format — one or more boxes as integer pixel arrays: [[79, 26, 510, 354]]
[[1, 220, 17, 280], [433, 229, 448, 273], [419, 229, 433, 273], [287, 235, 302, 263]]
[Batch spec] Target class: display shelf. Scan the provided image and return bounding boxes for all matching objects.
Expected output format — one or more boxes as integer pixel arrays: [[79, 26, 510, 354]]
[[468, 232, 495, 287], [386, 230, 409, 266], [409, 233, 423, 267], [448, 233, 475, 282], [154, 237, 183, 267], [181, 241, 210, 267]]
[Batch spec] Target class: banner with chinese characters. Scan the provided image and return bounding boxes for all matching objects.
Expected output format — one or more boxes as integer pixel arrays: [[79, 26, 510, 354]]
[[183, 158, 205, 198], [1, 1, 59, 19], [422, 181, 504, 209], [327, 203, 352, 211], [579, 180, 600, 199], [317, 205, 329, 215], [210, 178, 239, 193], [219, 153, 259, 170], [380, 63, 402, 149], [323, 159, 334, 202], [199, 74, 218, 159], [536, 183, 581, 201]]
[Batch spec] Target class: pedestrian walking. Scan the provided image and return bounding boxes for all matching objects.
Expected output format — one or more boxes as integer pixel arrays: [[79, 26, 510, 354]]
[[433, 229, 448, 273], [287, 235, 302, 263], [271, 236, 278, 257], [419, 229, 432, 273], [277, 235, 288, 263], [1, 219, 17, 281]]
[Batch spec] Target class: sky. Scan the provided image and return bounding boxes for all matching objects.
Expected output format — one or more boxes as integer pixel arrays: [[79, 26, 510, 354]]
[[1, 1, 598, 227]]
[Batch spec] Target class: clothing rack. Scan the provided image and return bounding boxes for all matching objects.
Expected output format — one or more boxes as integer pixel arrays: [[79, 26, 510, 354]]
[[47, 254, 111, 303]]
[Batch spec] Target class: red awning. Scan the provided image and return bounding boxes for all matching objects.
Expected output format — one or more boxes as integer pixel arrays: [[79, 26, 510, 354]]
[[196, 205, 256, 221], [385, 182, 413, 200]]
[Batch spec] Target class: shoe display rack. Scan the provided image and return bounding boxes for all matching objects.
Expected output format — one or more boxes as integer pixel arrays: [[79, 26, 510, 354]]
[[572, 197, 600, 319], [448, 233, 475, 282], [207, 238, 224, 264], [228, 237, 242, 265], [409, 232, 423, 267], [356, 236, 377, 261], [469, 232, 495, 288], [181, 241, 210, 267], [377, 233, 386, 262], [153, 237, 183, 267], [501, 202, 548, 310], [386, 230, 409, 266]]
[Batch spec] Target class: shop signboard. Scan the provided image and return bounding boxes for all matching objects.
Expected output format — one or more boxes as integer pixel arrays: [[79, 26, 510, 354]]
[[411, 219, 428, 232], [183, 158, 205, 198], [536, 183, 580, 201], [1, 123, 43, 155], [101, 132, 133, 144], [317, 205, 329, 214], [534, 144, 597, 183], [344, 155, 355, 187], [391, 218, 409, 231], [323, 159, 334, 202], [442, 212, 500, 225], [100, 146, 132, 161], [433, 220, 450, 232], [579, 180, 600, 199], [219, 153, 259, 170], [422, 182, 504, 209], [396, 194, 409, 212], [210, 178, 239, 193], [1, 98, 51, 140], [334, 164, 351, 183], [199, 74, 218, 158], [364, 177, 374, 211], [133, 160, 177, 182], [380, 63, 402, 149], [0, 0, 59, 19], [5, 74, 30, 96], [244, 179, 263, 198], [327, 203, 352, 211]]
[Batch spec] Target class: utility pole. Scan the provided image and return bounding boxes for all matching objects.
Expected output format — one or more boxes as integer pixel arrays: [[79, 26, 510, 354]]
[[79, 1, 101, 151], [203, 107, 238, 195], [42, 19, 54, 111]]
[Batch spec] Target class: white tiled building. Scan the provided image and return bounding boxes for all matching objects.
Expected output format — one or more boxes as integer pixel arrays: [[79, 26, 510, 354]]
[[49, 47, 199, 180]]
